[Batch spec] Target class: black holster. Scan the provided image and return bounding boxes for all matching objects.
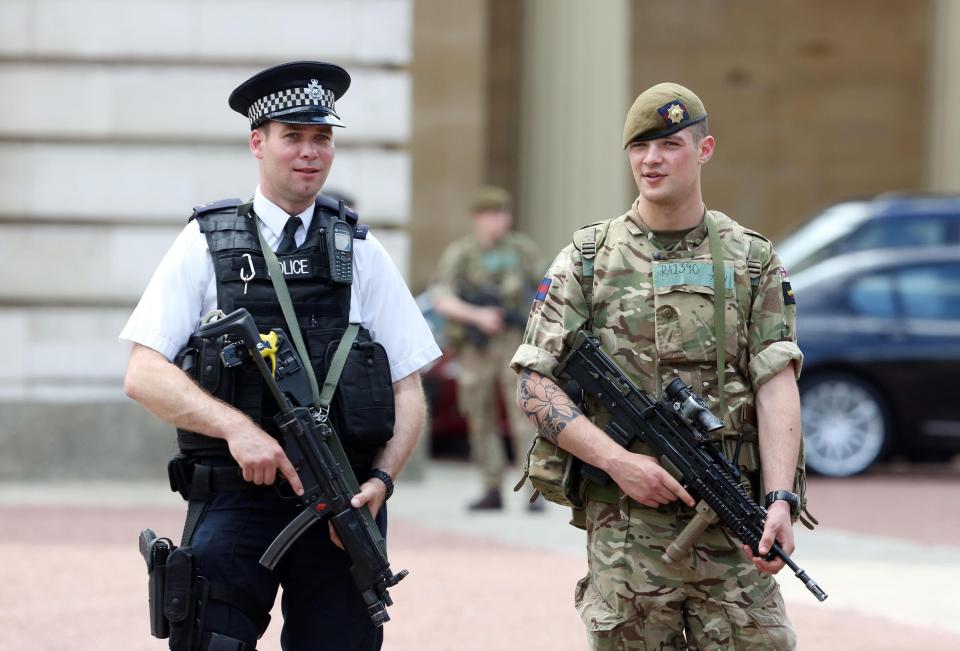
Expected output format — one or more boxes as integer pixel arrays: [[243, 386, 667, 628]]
[[164, 546, 206, 650], [143, 532, 171, 639], [141, 535, 264, 651]]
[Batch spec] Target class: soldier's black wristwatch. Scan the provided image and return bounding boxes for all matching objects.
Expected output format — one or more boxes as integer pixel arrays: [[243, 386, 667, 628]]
[[370, 469, 394, 500], [764, 490, 799, 516]]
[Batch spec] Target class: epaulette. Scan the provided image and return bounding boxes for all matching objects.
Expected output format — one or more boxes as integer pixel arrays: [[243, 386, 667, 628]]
[[189, 198, 243, 222], [316, 193, 359, 225], [353, 223, 369, 240]]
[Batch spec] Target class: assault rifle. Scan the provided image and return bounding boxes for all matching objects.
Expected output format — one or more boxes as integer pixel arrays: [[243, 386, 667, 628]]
[[556, 331, 828, 602], [196, 308, 407, 626], [458, 284, 528, 349]]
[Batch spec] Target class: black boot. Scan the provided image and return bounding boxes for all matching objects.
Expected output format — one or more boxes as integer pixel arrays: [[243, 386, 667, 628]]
[[467, 488, 503, 511]]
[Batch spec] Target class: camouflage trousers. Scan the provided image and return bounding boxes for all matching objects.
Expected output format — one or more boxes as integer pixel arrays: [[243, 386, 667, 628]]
[[576, 498, 796, 650], [457, 330, 536, 489]]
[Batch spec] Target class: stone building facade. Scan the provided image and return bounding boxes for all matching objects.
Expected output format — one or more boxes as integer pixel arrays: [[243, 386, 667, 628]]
[[1, 0, 955, 478]]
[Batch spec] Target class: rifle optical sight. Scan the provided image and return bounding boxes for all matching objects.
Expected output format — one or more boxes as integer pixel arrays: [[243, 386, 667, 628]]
[[664, 378, 724, 434]]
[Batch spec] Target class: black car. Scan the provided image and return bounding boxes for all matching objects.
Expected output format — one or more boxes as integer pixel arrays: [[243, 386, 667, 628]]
[[777, 194, 960, 275], [791, 246, 960, 476]]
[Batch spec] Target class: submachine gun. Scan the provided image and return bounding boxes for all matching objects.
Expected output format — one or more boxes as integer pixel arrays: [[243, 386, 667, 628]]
[[556, 331, 828, 602], [196, 308, 408, 626]]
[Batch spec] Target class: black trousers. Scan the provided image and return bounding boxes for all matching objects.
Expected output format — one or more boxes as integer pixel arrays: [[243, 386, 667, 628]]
[[190, 488, 386, 651]]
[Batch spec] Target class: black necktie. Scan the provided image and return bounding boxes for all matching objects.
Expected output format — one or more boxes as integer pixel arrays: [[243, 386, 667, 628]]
[[276, 216, 302, 255]]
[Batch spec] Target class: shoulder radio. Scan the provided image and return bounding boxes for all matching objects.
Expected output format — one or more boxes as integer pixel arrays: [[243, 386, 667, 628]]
[[327, 200, 354, 285]]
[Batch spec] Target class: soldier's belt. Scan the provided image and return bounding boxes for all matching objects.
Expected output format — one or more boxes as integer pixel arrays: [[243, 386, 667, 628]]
[[583, 481, 620, 505]]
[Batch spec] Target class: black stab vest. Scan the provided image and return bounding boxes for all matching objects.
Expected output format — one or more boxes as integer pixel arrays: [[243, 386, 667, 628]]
[[175, 197, 391, 471]]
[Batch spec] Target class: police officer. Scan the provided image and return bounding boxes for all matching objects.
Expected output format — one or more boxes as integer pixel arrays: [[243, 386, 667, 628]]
[[121, 61, 441, 651], [512, 83, 804, 648], [432, 187, 543, 511]]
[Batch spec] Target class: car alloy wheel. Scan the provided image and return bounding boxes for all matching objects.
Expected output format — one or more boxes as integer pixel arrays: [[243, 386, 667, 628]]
[[799, 372, 890, 477]]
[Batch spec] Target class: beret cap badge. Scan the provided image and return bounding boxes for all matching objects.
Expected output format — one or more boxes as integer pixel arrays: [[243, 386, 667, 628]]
[[622, 82, 707, 147], [659, 100, 689, 126]]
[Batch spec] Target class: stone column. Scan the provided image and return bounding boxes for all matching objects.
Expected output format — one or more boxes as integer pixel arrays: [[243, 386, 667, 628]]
[[517, 0, 632, 256], [928, 0, 960, 191], [409, 0, 488, 290]]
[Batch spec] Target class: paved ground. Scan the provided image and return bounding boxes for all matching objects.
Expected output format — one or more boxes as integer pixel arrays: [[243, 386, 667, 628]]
[[2, 460, 959, 650]]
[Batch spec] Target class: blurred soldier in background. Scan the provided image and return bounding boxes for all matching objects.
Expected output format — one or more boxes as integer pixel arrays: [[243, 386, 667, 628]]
[[512, 83, 803, 648], [432, 187, 544, 511]]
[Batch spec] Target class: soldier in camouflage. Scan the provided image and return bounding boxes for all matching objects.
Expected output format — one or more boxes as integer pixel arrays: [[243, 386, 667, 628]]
[[432, 187, 544, 511], [511, 83, 803, 648]]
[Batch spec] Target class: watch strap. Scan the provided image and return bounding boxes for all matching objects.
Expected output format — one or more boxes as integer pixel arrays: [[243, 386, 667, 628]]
[[370, 469, 394, 500], [764, 490, 799, 515]]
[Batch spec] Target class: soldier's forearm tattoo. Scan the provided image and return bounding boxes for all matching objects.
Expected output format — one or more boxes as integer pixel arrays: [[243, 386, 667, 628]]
[[517, 369, 582, 445]]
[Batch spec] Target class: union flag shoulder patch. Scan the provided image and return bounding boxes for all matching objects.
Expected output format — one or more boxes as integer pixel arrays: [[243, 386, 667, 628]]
[[534, 277, 552, 302]]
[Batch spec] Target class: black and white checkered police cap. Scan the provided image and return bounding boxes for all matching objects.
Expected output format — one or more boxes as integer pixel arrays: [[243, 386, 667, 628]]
[[228, 61, 351, 130]]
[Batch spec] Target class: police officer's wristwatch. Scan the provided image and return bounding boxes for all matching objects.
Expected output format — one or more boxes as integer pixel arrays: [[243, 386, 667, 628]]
[[370, 469, 394, 500], [764, 490, 800, 516]]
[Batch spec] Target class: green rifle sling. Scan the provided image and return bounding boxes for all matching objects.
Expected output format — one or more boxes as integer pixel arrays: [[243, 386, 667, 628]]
[[255, 210, 365, 497], [704, 212, 727, 422]]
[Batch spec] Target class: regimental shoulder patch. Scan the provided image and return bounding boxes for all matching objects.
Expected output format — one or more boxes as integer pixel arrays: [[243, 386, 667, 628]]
[[779, 267, 796, 305], [534, 277, 552, 302]]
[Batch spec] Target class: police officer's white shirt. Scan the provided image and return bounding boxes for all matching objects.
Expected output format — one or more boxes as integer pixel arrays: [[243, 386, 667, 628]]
[[119, 187, 441, 381]]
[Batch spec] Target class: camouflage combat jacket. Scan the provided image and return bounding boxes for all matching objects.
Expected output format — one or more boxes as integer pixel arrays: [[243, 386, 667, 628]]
[[434, 231, 542, 347], [511, 200, 803, 481]]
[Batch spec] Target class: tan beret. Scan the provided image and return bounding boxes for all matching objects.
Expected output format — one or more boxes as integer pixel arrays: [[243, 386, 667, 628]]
[[470, 186, 512, 214], [622, 82, 707, 148]]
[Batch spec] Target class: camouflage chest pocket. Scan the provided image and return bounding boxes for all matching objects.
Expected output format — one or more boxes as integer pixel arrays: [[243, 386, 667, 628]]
[[651, 259, 737, 364]]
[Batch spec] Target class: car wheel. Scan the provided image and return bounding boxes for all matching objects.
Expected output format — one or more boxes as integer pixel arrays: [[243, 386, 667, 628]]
[[799, 372, 890, 477]]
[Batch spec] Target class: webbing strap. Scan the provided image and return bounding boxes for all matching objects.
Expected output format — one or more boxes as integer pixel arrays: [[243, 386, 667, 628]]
[[255, 221, 323, 408], [253, 210, 365, 498], [320, 323, 360, 408], [580, 227, 597, 307], [584, 480, 620, 505], [180, 499, 208, 547], [704, 213, 727, 421], [204, 633, 250, 651], [578, 226, 598, 327], [180, 465, 213, 546]]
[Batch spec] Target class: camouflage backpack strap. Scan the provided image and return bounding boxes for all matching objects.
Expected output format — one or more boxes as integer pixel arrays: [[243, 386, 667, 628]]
[[572, 220, 612, 324], [744, 230, 772, 292]]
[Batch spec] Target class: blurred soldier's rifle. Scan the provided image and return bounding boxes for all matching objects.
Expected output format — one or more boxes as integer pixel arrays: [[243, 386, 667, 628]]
[[197, 308, 407, 626], [556, 331, 828, 602], [457, 283, 528, 349]]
